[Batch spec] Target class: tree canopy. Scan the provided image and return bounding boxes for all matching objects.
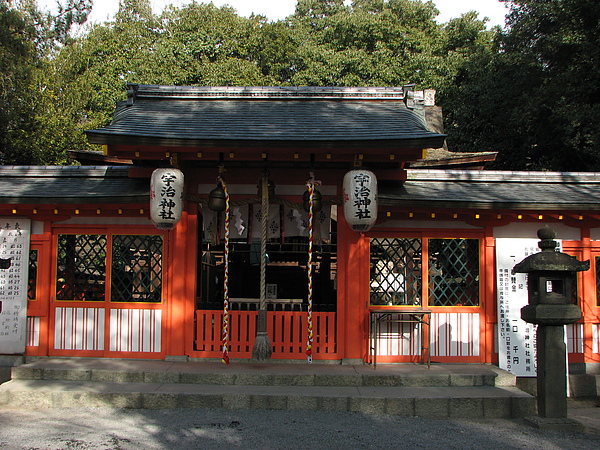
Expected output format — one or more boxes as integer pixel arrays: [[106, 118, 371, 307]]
[[47, 0, 496, 162], [0, 0, 92, 165], [3, 0, 600, 171], [442, 0, 600, 171]]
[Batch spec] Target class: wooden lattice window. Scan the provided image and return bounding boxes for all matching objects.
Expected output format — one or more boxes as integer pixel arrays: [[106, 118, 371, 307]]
[[428, 238, 480, 307], [111, 235, 163, 303], [56, 234, 107, 301], [27, 249, 38, 301], [55, 234, 163, 303], [370, 237, 480, 308], [370, 237, 422, 306]]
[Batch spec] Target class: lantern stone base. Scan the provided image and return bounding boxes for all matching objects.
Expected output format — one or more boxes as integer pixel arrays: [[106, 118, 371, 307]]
[[521, 304, 582, 325], [524, 415, 584, 432]]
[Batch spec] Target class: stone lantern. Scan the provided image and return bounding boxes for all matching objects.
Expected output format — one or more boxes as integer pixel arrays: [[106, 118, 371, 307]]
[[512, 226, 589, 430]]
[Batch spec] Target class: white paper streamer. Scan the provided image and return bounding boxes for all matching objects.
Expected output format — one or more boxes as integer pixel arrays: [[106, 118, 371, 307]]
[[292, 209, 306, 234], [233, 207, 246, 236]]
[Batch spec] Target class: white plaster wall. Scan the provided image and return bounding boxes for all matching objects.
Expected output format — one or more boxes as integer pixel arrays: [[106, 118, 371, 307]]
[[588, 227, 600, 241], [56, 217, 153, 225], [31, 220, 45, 235], [373, 220, 480, 230], [493, 222, 581, 240]]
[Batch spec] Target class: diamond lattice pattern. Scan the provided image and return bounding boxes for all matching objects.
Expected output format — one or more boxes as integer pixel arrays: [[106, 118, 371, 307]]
[[428, 239, 479, 306], [370, 238, 422, 306], [111, 235, 163, 303], [56, 234, 107, 301]]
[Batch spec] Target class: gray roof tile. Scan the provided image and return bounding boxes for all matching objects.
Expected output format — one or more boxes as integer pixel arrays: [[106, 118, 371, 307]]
[[381, 170, 600, 210], [0, 166, 148, 204], [86, 85, 446, 149], [2, 166, 598, 212]]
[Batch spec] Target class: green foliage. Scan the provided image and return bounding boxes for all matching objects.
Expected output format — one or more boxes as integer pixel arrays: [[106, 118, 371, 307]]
[[294, 0, 349, 20], [0, 0, 92, 165], [9, 0, 600, 172], [443, 0, 600, 171], [288, 0, 456, 87], [4, 0, 500, 165]]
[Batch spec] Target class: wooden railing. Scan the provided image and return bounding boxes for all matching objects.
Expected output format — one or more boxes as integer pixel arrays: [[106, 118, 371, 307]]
[[194, 310, 338, 359]]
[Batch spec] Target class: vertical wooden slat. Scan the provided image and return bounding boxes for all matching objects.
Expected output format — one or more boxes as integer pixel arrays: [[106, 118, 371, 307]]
[[27, 317, 40, 347], [566, 323, 584, 354], [211, 311, 221, 352], [108, 309, 162, 353], [55, 307, 105, 351], [194, 310, 337, 359], [429, 313, 480, 357]]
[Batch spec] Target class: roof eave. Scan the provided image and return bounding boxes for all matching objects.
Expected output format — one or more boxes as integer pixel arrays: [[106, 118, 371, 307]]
[[378, 197, 600, 211], [0, 196, 149, 205], [85, 131, 446, 150]]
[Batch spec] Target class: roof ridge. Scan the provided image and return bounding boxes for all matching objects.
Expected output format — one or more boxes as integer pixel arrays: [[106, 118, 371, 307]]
[[128, 84, 410, 101]]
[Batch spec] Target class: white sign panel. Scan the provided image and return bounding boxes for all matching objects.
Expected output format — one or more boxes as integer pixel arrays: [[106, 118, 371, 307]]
[[0, 219, 30, 354], [496, 238, 547, 377]]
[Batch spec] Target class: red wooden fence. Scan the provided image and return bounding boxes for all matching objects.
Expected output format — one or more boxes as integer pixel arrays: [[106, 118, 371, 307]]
[[194, 310, 338, 359]]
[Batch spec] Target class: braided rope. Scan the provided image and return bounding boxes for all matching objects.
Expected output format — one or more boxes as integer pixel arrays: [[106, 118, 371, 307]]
[[221, 177, 230, 364], [260, 175, 268, 315], [306, 178, 314, 363]]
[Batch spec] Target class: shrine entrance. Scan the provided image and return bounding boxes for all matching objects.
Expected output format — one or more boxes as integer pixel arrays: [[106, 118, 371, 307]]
[[193, 202, 339, 360]]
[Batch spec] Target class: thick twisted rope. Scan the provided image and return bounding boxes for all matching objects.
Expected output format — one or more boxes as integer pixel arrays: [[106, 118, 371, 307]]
[[251, 173, 272, 360], [306, 177, 315, 363], [260, 175, 268, 314], [220, 177, 230, 364]]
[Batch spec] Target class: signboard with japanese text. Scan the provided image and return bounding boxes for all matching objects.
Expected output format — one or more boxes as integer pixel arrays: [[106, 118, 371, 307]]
[[0, 219, 30, 354], [495, 238, 547, 377]]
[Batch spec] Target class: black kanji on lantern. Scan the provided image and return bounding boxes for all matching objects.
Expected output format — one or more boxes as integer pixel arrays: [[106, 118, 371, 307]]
[[352, 173, 372, 219]]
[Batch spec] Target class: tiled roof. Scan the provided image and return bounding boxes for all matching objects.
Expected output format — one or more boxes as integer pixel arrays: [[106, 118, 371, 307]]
[[86, 85, 446, 149], [2, 166, 598, 212], [0, 166, 148, 204], [379, 169, 600, 210]]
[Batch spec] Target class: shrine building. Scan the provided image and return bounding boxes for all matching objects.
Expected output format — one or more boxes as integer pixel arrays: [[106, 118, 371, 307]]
[[0, 85, 598, 382]]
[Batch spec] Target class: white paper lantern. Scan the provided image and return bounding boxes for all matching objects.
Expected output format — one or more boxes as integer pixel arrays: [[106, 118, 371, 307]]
[[150, 168, 184, 230], [342, 169, 378, 232]]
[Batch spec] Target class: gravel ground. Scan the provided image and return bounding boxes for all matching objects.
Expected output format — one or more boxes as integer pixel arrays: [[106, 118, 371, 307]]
[[0, 407, 599, 450]]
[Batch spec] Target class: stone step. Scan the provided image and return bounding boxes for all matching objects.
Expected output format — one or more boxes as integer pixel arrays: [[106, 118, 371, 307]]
[[10, 359, 513, 388], [0, 358, 536, 418], [0, 379, 535, 418], [570, 373, 600, 397]]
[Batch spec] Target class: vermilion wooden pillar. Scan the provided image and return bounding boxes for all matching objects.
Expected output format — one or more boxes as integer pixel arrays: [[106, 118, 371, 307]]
[[337, 212, 370, 361], [483, 230, 496, 364], [183, 209, 198, 357], [166, 210, 189, 357], [579, 230, 599, 365], [27, 226, 53, 357]]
